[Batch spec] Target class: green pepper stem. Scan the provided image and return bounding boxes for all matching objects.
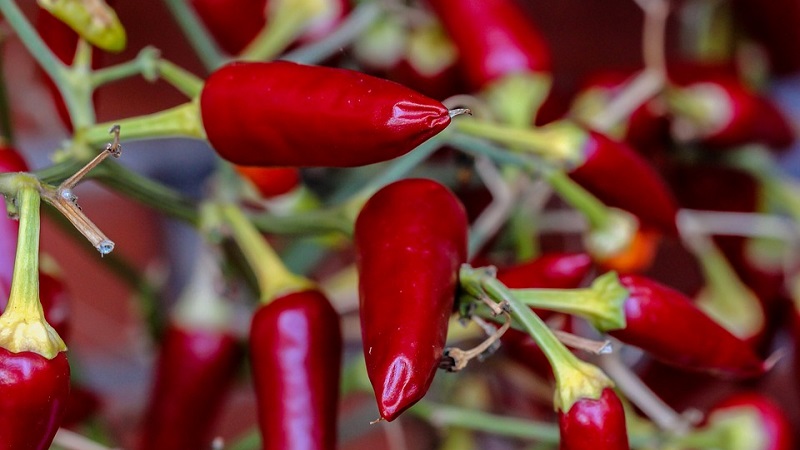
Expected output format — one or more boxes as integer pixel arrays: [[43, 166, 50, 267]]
[[460, 266, 614, 412], [76, 101, 205, 147], [157, 60, 204, 97], [483, 72, 552, 128], [91, 160, 200, 225], [162, 0, 226, 71], [90, 47, 161, 88], [409, 401, 561, 443], [5, 185, 43, 319], [218, 202, 313, 303], [510, 271, 628, 331], [543, 169, 610, 230]]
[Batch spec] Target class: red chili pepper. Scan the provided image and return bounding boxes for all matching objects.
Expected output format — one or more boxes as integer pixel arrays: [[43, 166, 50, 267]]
[[139, 323, 243, 450], [607, 274, 769, 377], [200, 61, 456, 168], [0, 186, 70, 449], [558, 387, 630, 450], [567, 128, 679, 235], [355, 178, 468, 421], [61, 383, 102, 428], [703, 393, 793, 450], [425, 0, 551, 90], [234, 165, 302, 199], [249, 289, 342, 449], [667, 73, 794, 150]]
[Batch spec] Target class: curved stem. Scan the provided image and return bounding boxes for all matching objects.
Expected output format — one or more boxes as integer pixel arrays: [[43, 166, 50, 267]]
[[218, 202, 313, 302], [238, 1, 316, 61], [5, 184, 43, 319], [542, 169, 610, 230], [90, 46, 161, 88], [162, 0, 226, 71], [157, 59, 204, 97]]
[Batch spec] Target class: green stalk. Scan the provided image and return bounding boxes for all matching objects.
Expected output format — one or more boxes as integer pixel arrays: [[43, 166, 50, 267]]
[[510, 271, 628, 331], [0, 183, 66, 358], [89, 47, 161, 88], [460, 266, 614, 412], [75, 101, 205, 147], [91, 160, 200, 225], [218, 202, 313, 302], [162, 0, 226, 71], [157, 60, 204, 97]]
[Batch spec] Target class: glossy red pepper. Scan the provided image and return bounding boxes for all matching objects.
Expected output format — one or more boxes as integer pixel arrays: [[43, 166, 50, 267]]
[[249, 289, 342, 450], [703, 393, 793, 450], [425, 0, 551, 90], [139, 323, 243, 450], [234, 165, 301, 199], [355, 178, 468, 421], [667, 73, 794, 150], [200, 61, 455, 168], [558, 387, 630, 450], [567, 128, 679, 235], [607, 275, 768, 377]]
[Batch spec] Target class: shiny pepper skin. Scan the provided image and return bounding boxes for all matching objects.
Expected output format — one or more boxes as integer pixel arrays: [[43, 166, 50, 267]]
[[558, 388, 630, 450], [139, 323, 243, 450], [426, 0, 551, 90], [200, 61, 453, 167], [0, 349, 70, 449], [569, 130, 679, 234], [234, 166, 301, 199], [250, 289, 342, 450], [610, 275, 768, 377], [707, 393, 793, 450], [355, 178, 468, 421]]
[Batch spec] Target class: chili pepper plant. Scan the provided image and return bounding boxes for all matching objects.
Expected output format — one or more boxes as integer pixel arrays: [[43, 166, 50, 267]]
[[1, 0, 799, 449]]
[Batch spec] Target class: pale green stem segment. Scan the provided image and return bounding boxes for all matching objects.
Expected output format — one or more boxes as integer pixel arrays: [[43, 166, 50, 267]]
[[217, 202, 313, 303], [460, 265, 613, 412], [0, 182, 67, 358], [76, 101, 205, 147], [162, 0, 226, 71], [510, 271, 629, 331]]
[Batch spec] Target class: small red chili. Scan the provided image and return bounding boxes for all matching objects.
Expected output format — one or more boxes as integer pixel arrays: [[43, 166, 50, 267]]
[[666, 72, 794, 150], [704, 393, 793, 450], [609, 274, 769, 377], [558, 387, 630, 450], [249, 289, 342, 449], [425, 0, 551, 90], [139, 323, 243, 450], [567, 129, 679, 235], [355, 178, 468, 421], [200, 61, 458, 167], [234, 165, 302, 199]]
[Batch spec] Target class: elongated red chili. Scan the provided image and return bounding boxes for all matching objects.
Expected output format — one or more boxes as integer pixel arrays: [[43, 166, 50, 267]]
[[355, 178, 468, 421], [609, 275, 768, 377], [200, 61, 456, 167], [425, 0, 550, 90], [667, 73, 794, 150], [558, 387, 630, 450], [0, 185, 69, 449], [250, 289, 342, 449], [139, 323, 243, 450], [567, 128, 679, 234]]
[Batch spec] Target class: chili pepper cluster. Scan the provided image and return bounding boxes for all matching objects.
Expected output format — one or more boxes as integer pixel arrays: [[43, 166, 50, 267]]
[[2, 0, 800, 449]]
